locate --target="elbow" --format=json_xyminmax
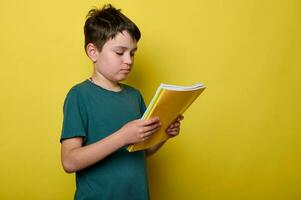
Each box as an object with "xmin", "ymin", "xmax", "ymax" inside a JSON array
[
  {"xmin": 63, "ymin": 166, "xmax": 75, "ymax": 174},
  {"xmin": 61, "ymin": 159, "xmax": 77, "ymax": 174}
]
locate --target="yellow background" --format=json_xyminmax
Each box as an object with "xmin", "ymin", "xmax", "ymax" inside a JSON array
[{"xmin": 0, "ymin": 0, "xmax": 300, "ymax": 199}]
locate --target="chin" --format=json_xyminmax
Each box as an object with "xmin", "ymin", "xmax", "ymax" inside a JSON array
[{"xmin": 117, "ymin": 74, "xmax": 129, "ymax": 81}]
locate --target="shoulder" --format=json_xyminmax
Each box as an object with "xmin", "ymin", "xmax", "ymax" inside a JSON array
[
  {"xmin": 63, "ymin": 80, "xmax": 92, "ymax": 106},
  {"xmin": 69, "ymin": 80, "xmax": 90, "ymax": 93},
  {"xmin": 62, "ymin": 80, "xmax": 94, "ymax": 114},
  {"xmin": 66, "ymin": 80, "xmax": 91, "ymax": 97}
]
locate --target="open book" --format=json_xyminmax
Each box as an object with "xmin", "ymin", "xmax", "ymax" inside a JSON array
[{"xmin": 127, "ymin": 83, "xmax": 206, "ymax": 152}]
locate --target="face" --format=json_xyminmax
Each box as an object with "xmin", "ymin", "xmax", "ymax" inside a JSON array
[{"xmin": 91, "ymin": 31, "xmax": 138, "ymax": 84}]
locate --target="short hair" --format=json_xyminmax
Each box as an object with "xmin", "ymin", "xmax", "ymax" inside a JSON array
[{"xmin": 84, "ymin": 4, "xmax": 141, "ymax": 52}]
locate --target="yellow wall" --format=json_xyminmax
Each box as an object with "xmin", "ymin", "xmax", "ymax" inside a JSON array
[{"xmin": 0, "ymin": 0, "xmax": 300, "ymax": 199}]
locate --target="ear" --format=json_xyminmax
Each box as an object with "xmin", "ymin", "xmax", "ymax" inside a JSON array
[{"xmin": 86, "ymin": 43, "xmax": 99, "ymax": 62}]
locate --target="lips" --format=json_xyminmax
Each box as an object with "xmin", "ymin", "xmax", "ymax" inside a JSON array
[{"xmin": 120, "ymin": 69, "xmax": 131, "ymax": 73}]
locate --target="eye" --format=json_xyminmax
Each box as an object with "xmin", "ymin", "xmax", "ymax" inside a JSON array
[{"xmin": 115, "ymin": 51, "xmax": 124, "ymax": 56}]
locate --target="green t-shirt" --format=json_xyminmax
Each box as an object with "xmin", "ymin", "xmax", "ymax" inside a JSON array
[{"xmin": 61, "ymin": 80, "xmax": 149, "ymax": 200}]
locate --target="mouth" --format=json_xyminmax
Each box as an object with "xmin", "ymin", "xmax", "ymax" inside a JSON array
[{"xmin": 120, "ymin": 69, "xmax": 131, "ymax": 73}]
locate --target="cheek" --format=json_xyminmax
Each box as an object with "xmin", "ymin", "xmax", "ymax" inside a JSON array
[
  {"xmin": 104, "ymin": 54, "xmax": 122, "ymax": 67},
  {"xmin": 98, "ymin": 54, "xmax": 113, "ymax": 65}
]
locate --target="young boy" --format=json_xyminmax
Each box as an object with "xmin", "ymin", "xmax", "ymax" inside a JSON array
[{"xmin": 60, "ymin": 4, "xmax": 183, "ymax": 200}]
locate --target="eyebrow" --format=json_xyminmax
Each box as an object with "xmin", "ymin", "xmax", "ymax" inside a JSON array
[{"xmin": 114, "ymin": 46, "xmax": 138, "ymax": 52}]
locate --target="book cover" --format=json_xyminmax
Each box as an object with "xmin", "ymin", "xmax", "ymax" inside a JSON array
[{"xmin": 127, "ymin": 83, "xmax": 206, "ymax": 152}]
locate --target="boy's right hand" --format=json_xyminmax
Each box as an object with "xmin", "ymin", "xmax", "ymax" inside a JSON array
[{"xmin": 118, "ymin": 117, "xmax": 161, "ymax": 145}]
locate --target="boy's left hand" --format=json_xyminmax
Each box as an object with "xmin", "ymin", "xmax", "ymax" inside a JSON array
[{"xmin": 166, "ymin": 115, "xmax": 184, "ymax": 138}]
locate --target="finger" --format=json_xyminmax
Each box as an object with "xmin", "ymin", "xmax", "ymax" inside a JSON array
[
  {"xmin": 142, "ymin": 135, "xmax": 151, "ymax": 142},
  {"xmin": 169, "ymin": 122, "xmax": 180, "ymax": 129},
  {"xmin": 168, "ymin": 130, "xmax": 179, "ymax": 134},
  {"xmin": 177, "ymin": 115, "xmax": 184, "ymax": 121},
  {"xmin": 139, "ymin": 121, "xmax": 160, "ymax": 133},
  {"xmin": 140, "ymin": 130, "xmax": 157, "ymax": 142},
  {"xmin": 144, "ymin": 117, "xmax": 160, "ymax": 126},
  {"xmin": 145, "ymin": 122, "xmax": 161, "ymax": 134},
  {"xmin": 167, "ymin": 127, "xmax": 180, "ymax": 132},
  {"xmin": 141, "ymin": 124, "xmax": 161, "ymax": 137},
  {"xmin": 145, "ymin": 122, "xmax": 161, "ymax": 132},
  {"xmin": 168, "ymin": 127, "xmax": 180, "ymax": 133},
  {"xmin": 145, "ymin": 127, "xmax": 161, "ymax": 137},
  {"xmin": 170, "ymin": 115, "xmax": 183, "ymax": 125},
  {"xmin": 173, "ymin": 122, "xmax": 180, "ymax": 127},
  {"xmin": 167, "ymin": 131, "xmax": 179, "ymax": 137},
  {"xmin": 142, "ymin": 130, "xmax": 156, "ymax": 138}
]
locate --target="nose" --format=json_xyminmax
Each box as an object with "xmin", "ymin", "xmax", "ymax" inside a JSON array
[{"xmin": 124, "ymin": 53, "xmax": 134, "ymax": 65}]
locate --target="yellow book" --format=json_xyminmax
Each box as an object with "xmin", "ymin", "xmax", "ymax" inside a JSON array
[{"xmin": 127, "ymin": 83, "xmax": 206, "ymax": 152}]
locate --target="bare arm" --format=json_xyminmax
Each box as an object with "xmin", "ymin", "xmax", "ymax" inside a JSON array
[
  {"xmin": 61, "ymin": 117, "xmax": 161, "ymax": 173},
  {"xmin": 61, "ymin": 132, "xmax": 125, "ymax": 173}
]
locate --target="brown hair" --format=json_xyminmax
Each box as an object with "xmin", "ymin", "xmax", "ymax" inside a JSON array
[{"xmin": 84, "ymin": 4, "xmax": 141, "ymax": 52}]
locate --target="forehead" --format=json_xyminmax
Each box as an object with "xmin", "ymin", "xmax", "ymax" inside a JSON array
[{"xmin": 104, "ymin": 31, "xmax": 137, "ymax": 50}]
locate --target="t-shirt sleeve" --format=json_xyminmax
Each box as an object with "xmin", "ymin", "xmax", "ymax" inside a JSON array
[{"xmin": 60, "ymin": 88, "xmax": 87, "ymax": 142}]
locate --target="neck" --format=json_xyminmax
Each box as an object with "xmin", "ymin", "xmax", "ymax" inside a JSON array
[{"xmin": 90, "ymin": 73, "xmax": 121, "ymax": 92}]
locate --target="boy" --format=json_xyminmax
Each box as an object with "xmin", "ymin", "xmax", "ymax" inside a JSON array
[{"xmin": 60, "ymin": 4, "xmax": 183, "ymax": 200}]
